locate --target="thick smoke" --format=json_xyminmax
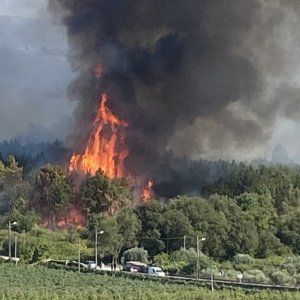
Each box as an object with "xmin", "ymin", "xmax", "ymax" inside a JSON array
[{"xmin": 48, "ymin": 0, "xmax": 300, "ymax": 183}]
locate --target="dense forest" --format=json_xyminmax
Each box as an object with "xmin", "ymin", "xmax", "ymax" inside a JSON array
[
  {"xmin": 0, "ymin": 145, "xmax": 299, "ymax": 285},
  {"xmin": 0, "ymin": 139, "xmax": 70, "ymax": 173}
]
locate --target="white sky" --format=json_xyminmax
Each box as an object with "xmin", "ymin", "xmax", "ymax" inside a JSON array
[{"xmin": 0, "ymin": 0, "xmax": 47, "ymax": 18}]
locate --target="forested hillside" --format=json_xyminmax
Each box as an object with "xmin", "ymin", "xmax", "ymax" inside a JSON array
[{"xmin": 0, "ymin": 155, "xmax": 299, "ymax": 285}]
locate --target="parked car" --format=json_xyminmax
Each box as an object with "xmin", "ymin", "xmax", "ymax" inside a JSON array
[
  {"xmin": 147, "ymin": 266, "xmax": 166, "ymax": 277},
  {"xmin": 124, "ymin": 261, "xmax": 148, "ymax": 273}
]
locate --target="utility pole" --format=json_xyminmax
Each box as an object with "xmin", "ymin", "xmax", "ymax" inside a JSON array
[
  {"xmin": 211, "ymin": 269, "xmax": 214, "ymax": 293},
  {"xmin": 196, "ymin": 236, "xmax": 206, "ymax": 280},
  {"xmin": 14, "ymin": 235, "xmax": 17, "ymax": 264},
  {"xmin": 95, "ymin": 226, "xmax": 104, "ymax": 269},
  {"xmin": 8, "ymin": 221, "xmax": 17, "ymax": 260},
  {"xmin": 8, "ymin": 220, "xmax": 12, "ymax": 259},
  {"xmin": 78, "ymin": 248, "xmax": 81, "ymax": 273},
  {"xmin": 95, "ymin": 226, "xmax": 98, "ymax": 267},
  {"xmin": 183, "ymin": 235, "xmax": 186, "ymax": 250},
  {"xmin": 196, "ymin": 235, "xmax": 199, "ymax": 279}
]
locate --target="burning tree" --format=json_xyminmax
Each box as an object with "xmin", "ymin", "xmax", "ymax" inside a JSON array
[
  {"xmin": 69, "ymin": 93, "xmax": 128, "ymax": 179},
  {"xmin": 68, "ymin": 65, "xmax": 153, "ymax": 202},
  {"xmin": 35, "ymin": 164, "xmax": 72, "ymax": 226}
]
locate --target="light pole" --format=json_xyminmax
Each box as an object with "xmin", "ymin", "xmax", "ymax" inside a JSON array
[
  {"xmin": 8, "ymin": 221, "xmax": 17, "ymax": 260},
  {"xmin": 196, "ymin": 236, "xmax": 206, "ymax": 279},
  {"xmin": 210, "ymin": 262, "xmax": 215, "ymax": 293},
  {"xmin": 77, "ymin": 239, "xmax": 81, "ymax": 273},
  {"xmin": 95, "ymin": 226, "xmax": 104, "ymax": 268},
  {"xmin": 14, "ymin": 235, "xmax": 17, "ymax": 262}
]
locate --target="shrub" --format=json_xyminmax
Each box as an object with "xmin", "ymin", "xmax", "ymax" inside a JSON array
[
  {"xmin": 282, "ymin": 256, "xmax": 300, "ymax": 276},
  {"xmin": 233, "ymin": 254, "xmax": 253, "ymax": 264},
  {"xmin": 153, "ymin": 252, "xmax": 170, "ymax": 269},
  {"xmin": 122, "ymin": 247, "xmax": 148, "ymax": 265},
  {"xmin": 243, "ymin": 269, "xmax": 269, "ymax": 284},
  {"xmin": 292, "ymin": 273, "xmax": 300, "ymax": 285},
  {"xmin": 270, "ymin": 270, "xmax": 293, "ymax": 285}
]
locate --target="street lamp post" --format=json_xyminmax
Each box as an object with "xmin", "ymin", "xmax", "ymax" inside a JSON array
[
  {"xmin": 95, "ymin": 226, "xmax": 104, "ymax": 268},
  {"xmin": 196, "ymin": 236, "xmax": 206, "ymax": 279},
  {"xmin": 14, "ymin": 235, "xmax": 17, "ymax": 262},
  {"xmin": 8, "ymin": 221, "xmax": 17, "ymax": 260},
  {"xmin": 210, "ymin": 262, "xmax": 215, "ymax": 293},
  {"xmin": 78, "ymin": 241, "xmax": 81, "ymax": 273}
]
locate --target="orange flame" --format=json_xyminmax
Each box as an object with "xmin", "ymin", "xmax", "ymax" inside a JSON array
[
  {"xmin": 141, "ymin": 179, "xmax": 154, "ymax": 202},
  {"xmin": 69, "ymin": 93, "xmax": 128, "ymax": 178},
  {"xmin": 40, "ymin": 206, "xmax": 86, "ymax": 229},
  {"xmin": 69, "ymin": 64, "xmax": 155, "ymax": 204}
]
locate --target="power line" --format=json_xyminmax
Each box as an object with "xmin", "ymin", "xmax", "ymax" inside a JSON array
[{"xmin": 136, "ymin": 235, "xmax": 197, "ymax": 242}]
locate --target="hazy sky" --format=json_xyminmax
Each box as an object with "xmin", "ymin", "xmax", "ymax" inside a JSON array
[
  {"xmin": 0, "ymin": 1, "xmax": 300, "ymax": 164},
  {"xmin": 0, "ymin": 0, "xmax": 47, "ymax": 18},
  {"xmin": 0, "ymin": 0, "xmax": 72, "ymax": 142}
]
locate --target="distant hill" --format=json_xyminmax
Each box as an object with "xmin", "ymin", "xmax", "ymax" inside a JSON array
[{"xmin": 272, "ymin": 144, "xmax": 289, "ymax": 164}]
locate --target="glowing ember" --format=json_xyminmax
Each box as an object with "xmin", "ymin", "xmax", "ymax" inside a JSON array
[
  {"xmin": 141, "ymin": 179, "xmax": 154, "ymax": 202},
  {"xmin": 40, "ymin": 206, "xmax": 86, "ymax": 229},
  {"xmin": 69, "ymin": 93, "xmax": 128, "ymax": 178}
]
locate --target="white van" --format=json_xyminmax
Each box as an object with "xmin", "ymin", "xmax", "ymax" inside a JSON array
[
  {"xmin": 148, "ymin": 266, "xmax": 166, "ymax": 277},
  {"xmin": 86, "ymin": 261, "xmax": 97, "ymax": 270}
]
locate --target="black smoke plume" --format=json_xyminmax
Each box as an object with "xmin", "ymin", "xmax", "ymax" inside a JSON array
[{"xmin": 48, "ymin": 0, "xmax": 300, "ymax": 195}]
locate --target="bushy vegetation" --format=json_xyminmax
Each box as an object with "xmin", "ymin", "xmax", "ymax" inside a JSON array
[
  {"xmin": 122, "ymin": 247, "xmax": 148, "ymax": 264},
  {"xmin": 0, "ymin": 155, "xmax": 300, "ymax": 287},
  {"xmin": 0, "ymin": 264, "xmax": 298, "ymax": 300}
]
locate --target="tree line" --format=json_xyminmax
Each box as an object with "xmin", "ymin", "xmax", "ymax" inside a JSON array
[{"xmin": 0, "ymin": 155, "xmax": 299, "ymax": 264}]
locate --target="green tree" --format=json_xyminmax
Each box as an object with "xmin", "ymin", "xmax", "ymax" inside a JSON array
[
  {"xmin": 134, "ymin": 201, "xmax": 166, "ymax": 257},
  {"xmin": 82, "ymin": 171, "xmax": 133, "ymax": 216},
  {"xmin": 116, "ymin": 208, "xmax": 141, "ymax": 250},
  {"xmin": 0, "ymin": 159, "xmax": 5, "ymax": 190},
  {"xmin": 122, "ymin": 247, "xmax": 148, "ymax": 265},
  {"xmin": 256, "ymin": 230, "xmax": 289, "ymax": 258},
  {"xmin": 161, "ymin": 209, "xmax": 194, "ymax": 252},
  {"xmin": 153, "ymin": 252, "xmax": 170, "ymax": 269},
  {"xmin": 209, "ymin": 194, "xmax": 259, "ymax": 258},
  {"xmin": 3, "ymin": 155, "xmax": 23, "ymax": 212},
  {"xmin": 277, "ymin": 210, "xmax": 300, "ymax": 254},
  {"xmin": 170, "ymin": 248, "xmax": 211, "ymax": 275},
  {"xmin": 88, "ymin": 214, "xmax": 122, "ymax": 260},
  {"xmin": 35, "ymin": 164, "xmax": 72, "ymax": 225},
  {"xmin": 170, "ymin": 196, "xmax": 230, "ymax": 259},
  {"xmin": 10, "ymin": 196, "xmax": 38, "ymax": 232},
  {"xmin": 237, "ymin": 192, "xmax": 277, "ymax": 232},
  {"xmin": 225, "ymin": 211, "xmax": 259, "ymax": 258}
]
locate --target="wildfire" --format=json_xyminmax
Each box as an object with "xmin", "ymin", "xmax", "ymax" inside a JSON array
[
  {"xmin": 69, "ymin": 64, "xmax": 154, "ymax": 202},
  {"xmin": 40, "ymin": 206, "xmax": 86, "ymax": 229},
  {"xmin": 69, "ymin": 93, "xmax": 128, "ymax": 178},
  {"xmin": 141, "ymin": 179, "xmax": 154, "ymax": 202}
]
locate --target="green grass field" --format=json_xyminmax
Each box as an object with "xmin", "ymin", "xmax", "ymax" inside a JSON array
[{"xmin": 0, "ymin": 264, "xmax": 298, "ymax": 300}]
